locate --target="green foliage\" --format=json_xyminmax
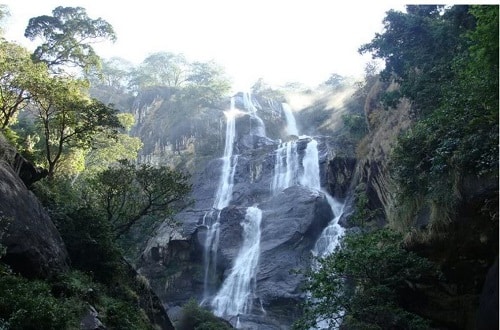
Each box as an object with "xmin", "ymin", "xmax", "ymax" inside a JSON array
[
  {"xmin": 185, "ymin": 60, "xmax": 232, "ymax": 107},
  {"xmin": 349, "ymin": 189, "xmax": 380, "ymax": 228},
  {"xmin": 176, "ymin": 299, "xmax": 232, "ymax": 330},
  {"xmin": 0, "ymin": 41, "xmax": 46, "ymax": 129},
  {"xmin": 24, "ymin": 6, "xmax": 116, "ymax": 74},
  {"xmin": 341, "ymin": 113, "xmax": 368, "ymax": 141},
  {"xmin": 0, "ymin": 271, "xmax": 83, "ymax": 330},
  {"xmin": 29, "ymin": 76, "xmax": 122, "ymax": 178},
  {"xmin": 83, "ymin": 113, "xmax": 143, "ymax": 174},
  {"xmin": 391, "ymin": 6, "xmax": 498, "ymax": 193},
  {"xmin": 323, "ymin": 73, "xmax": 346, "ymax": 90},
  {"xmin": 359, "ymin": 5, "xmax": 473, "ymax": 115},
  {"xmin": 0, "ymin": 6, "xmax": 194, "ymax": 329},
  {"xmin": 87, "ymin": 57, "xmax": 135, "ymax": 108},
  {"xmin": 0, "ymin": 264, "xmax": 156, "ymax": 329},
  {"xmin": 361, "ymin": 5, "xmax": 498, "ymax": 231},
  {"xmin": 294, "ymin": 229, "xmax": 441, "ymax": 330},
  {"xmin": 87, "ymin": 160, "xmax": 191, "ymax": 238},
  {"xmin": 130, "ymin": 52, "xmax": 188, "ymax": 89},
  {"xmin": 58, "ymin": 207, "xmax": 122, "ymax": 283}
]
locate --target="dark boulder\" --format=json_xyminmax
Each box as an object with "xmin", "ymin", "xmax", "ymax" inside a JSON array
[{"xmin": 0, "ymin": 137, "xmax": 68, "ymax": 278}]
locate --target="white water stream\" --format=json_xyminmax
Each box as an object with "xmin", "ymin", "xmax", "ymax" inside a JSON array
[
  {"xmin": 202, "ymin": 98, "xmax": 241, "ymax": 299},
  {"xmin": 211, "ymin": 206, "xmax": 263, "ymax": 318}
]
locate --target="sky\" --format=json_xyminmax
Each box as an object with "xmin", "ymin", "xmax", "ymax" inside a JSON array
[{"xmin": 1, "ymin": 0, "xmax": 408, "ymax": 90}]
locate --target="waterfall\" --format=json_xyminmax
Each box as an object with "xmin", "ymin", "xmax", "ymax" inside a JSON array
[
  {"xmin": 202, "ymin": 210, "xmax": 221, "ymax": 299},
  {"xmin": 311, "ymin": 194, "xmax": 346, "ymax": 330},
  {"xmin": 313, "ymin": 195, "xmax": 345, "ymax": 258},
  {"xmin": 298, "ymin": 138, "xmax": 345, "ymax": 256},
  {"xmin": 271, "ymin": 105, "xmax": 322, "ymax": 195},
  {"xmin": 271, "ymin": 103, "xmax": 301, "ymax": 195},
  {"xmin": 299, "ymin": 137, "xmax": 346, "ymax": 330},
  {"xmin": 272, "ymin": 107, "xmax": 344, "ymax": 256},
  {"xmin": 281, "ymin": 103, "xmax": 299, "ymax": 136},
  {"xmin": 214, "ymin": 107, "xmax": 239, "ymax": 209},
  {"xmin": 203, "ymin": 98, "xmax": 241, "ymax": 299},
  {"xmin": 271, "ymin": 141, "xmax": 299, "ymax": 194},
  {"xmin": 242, "ymin": 92, "xmax": 266, "ymax": 137},
  {"xmin": 204, "ymin": 98, "xmax": 345, "ymax": 328},
  {"xmin": 300, "ymin": 139, "xmax": 321, "ymax": 190},
  {"xmin": 212, "ymin": 206, "xmax": 263, "ymax": 318}
]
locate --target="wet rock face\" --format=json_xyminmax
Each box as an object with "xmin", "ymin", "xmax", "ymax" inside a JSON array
[
  {"xmin": 197, "ymin": 186, "xmax": 333, "ymax": 329},
  {"xmin": 139, "ymin": 179, "xmax": 334, "ymax": 328},
  {"xmin": 327, "ymin": 156, "xmax": 357, "ymax": 199},
  {"xmin": 138, "ymin": 95, "xmax": 345, "ymax": 329},
  {"xmin": 256, "ymin": 186, "xmax": 333, "ymax": 306},
  {"xmin": 213, "ymin": 186, "xmax": 333, "ymax": 287}
]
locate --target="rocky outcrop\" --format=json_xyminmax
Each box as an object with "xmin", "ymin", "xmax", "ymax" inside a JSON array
[
  {"xmin": 0, "ymin": 134, "xmax": 68, "ymax": 278},
  {"xmin": 137, "ymin": 102, "xmax": 338, "ymax": 328}
]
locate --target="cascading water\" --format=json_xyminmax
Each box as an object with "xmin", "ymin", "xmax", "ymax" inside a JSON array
[
  {"xmin": 313, "ymin": 195, "xmax": 345, "ymax": 258},
  {"xmin": 242, "ymin": 92, "xmax": 266, "ymax": 137},
  {"xmin": 310, "ymin": 193, "xmax": 346, "ymax": 330},
  {"xmin": 213, "ymin": 108, "xmax": 239, "ymax": 210},
  {"xmin": 271, "ymin": 137, "xmax": 321, "ymax": 195},
  {"xmin": 299, "ymin": 138, "xmax": 346, "ymax": 256},
  {"xmin": 211, "ymin": 206, "xmax": 263, "ymax": 320},
  {"xmin": 203, "ymin": 98, "xmax": 241, "ymax": 300},
  {"xmin": 300, "ymin": 139, "xmax": 321, "ymax": 190},
  {"xmin": 271, "ymin": 141, "xmax": 299, "ymax": 194},
  {"xmin": 206, "ymin": 94, "xmax": 272, "ymax": 325},
  {"xmin": 274, "ymin": 105, "xmax": 345, "ymax": 256},
  {"xmin": 270, "ymin": 102, "xmax": 302, "ymax": 195},
  {"xmin": 281, "ymin": 102, "xmax": 299, "ymax": 137},
  {"xmin": 206, "ymin": 99, "xmax": 345, "ymax": 328},
  {"xmin": 300, "ymin": 137, "xmax": 346, "ymax": 330}
]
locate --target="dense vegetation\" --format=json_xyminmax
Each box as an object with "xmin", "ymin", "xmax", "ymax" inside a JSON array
[
  {"xmin": 0, "ymin": 5, "xmax": 196, "ymax": 328},
  {"xmin": 294, "ymin": 4, "xmax": 498, "ymax": 329},
  {"xmin": 359, "ymin": 5, "xmax": 498, "ymax": 218},
  {"xmin": 294, "ymin": 229, "xmax": 442, "ymax": 330}
]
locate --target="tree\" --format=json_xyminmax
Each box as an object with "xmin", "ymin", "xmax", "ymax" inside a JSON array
[
  {"xmin": 0, "ymin": 41, "xmax": 46, "ymax": 129},
  {"xmin": 129, "ymin": 52, "xmax": 188, "ymax": 90},
  {"xmin": 24, "ymin": 6, "xmax": 116, "ymax": 73},
  {"xmin": 29, "ymin": 76, "xmax": 122, "ymax": 178},
  {"xmin": 83, "ymin": 113, "xmax": 143, "ymax": 174},
  {"xmin": 184, "ymin": 60, "xmax": 231, "ymax": 107},
  {"xmin": 323, "ymin": 73, "xmax": 346, "ymax": 90},
  {"xmin": 358, "ymin": 5, "xmax": 498, "ymax": 231},
  {"xmin": 87, "ymin": 57, "xmax": 134, "ymax": 106},
  {"xmin": 385, "ymin": 6, "xmax": 498, "ymax": 201},
  {"xmin": 88, "ymin": 160, "xmax": 191, "ymax": 238},
  {"xmin": 358, "ymin": 5, "xmax": 473, "ymax": 115},
  {"xmin": 294, "ymin": 229, "xmax": 440, "ymax": 330}
]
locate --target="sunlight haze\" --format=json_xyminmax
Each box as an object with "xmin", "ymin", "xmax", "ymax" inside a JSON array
[{"xmin": 1, "ymin": 0, "xmax": 406, "ymax": 91}]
